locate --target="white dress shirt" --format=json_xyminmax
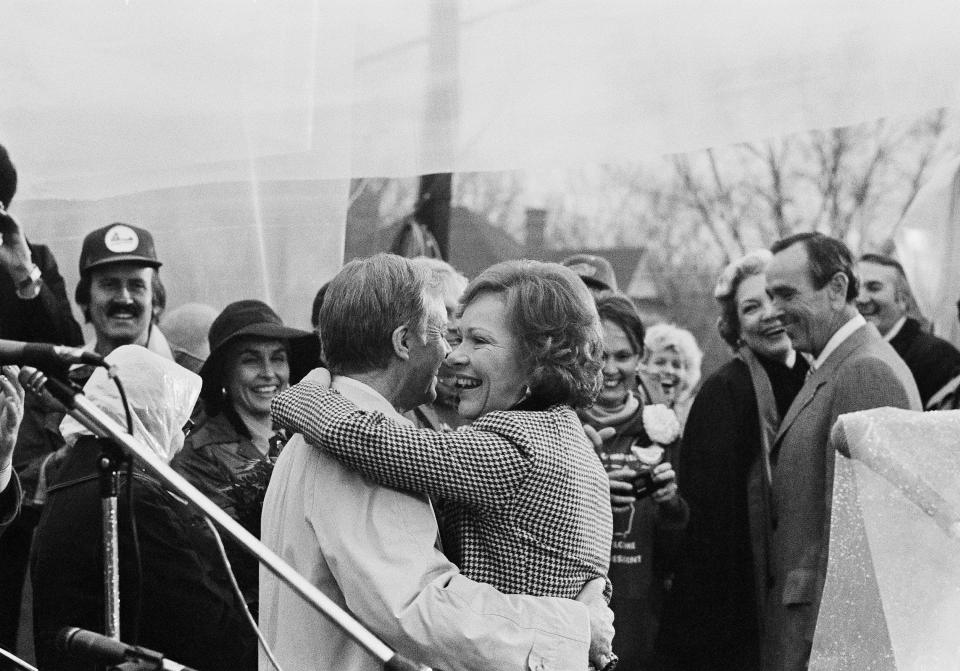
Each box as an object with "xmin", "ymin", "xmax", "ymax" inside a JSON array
[
  {"xmin": 83, "ymin": 324, "xmax": 174, "ymax": 361},
  {"xmin": 259, "ymin": 375, "xmax": 590, "ymax": 671},
  {"xmin": 811, "ymin": 313, "xmax": 867, "ymax": 372}
]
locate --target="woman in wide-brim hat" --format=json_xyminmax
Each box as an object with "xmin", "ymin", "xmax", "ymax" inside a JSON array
[{"xmin": 172, "ymin": 299, "xmax": 318, "ymax": 611}]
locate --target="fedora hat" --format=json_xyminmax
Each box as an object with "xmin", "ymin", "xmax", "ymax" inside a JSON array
[{"xmin": 199, "ymin": 300, "xmax": 319, "ymax": 402}]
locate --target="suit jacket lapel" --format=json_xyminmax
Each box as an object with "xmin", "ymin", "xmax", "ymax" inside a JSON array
[
  {"xmin": 773, "ymin": 324, "xmax": 874, "ymax": 450},
  {"xmin": 774, "ymin": 376, "xmax": 825, "ymax": 449}
]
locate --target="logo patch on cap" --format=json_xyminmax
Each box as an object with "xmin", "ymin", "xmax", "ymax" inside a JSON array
[
  {"xmin": 567, "ymin": 262, "xmax": 599, "ymax": 278},
  {"xmin": 104, "ymin": 225, "xmax": 139, "ymax": 253}
]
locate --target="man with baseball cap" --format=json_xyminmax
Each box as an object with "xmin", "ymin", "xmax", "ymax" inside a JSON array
[
  {"xmin": 561, "ymin": 253, "xmax": 619, "ymax": 296},
  {"xmin": 0, "ymin": 223, "xmax": 173, "ymax": 656},
  {"xmin": 74, "ymin": 222, "xmax": 172, "ymax": 364}
]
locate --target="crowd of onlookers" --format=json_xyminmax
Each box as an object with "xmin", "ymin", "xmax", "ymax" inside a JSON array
[{"xmin": 3, "ymin": 139, "xmax": 960, "ymax": 671}]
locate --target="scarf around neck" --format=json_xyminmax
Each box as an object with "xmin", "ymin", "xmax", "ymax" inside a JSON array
[{"xmin": 581, "ymin": 393, "xmax": 641, "ymax": 429}]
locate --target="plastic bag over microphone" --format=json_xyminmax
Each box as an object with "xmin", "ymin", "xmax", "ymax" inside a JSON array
[{"xmin": 59, "ymin": 345, "xmax": 201, "ymax": 463}]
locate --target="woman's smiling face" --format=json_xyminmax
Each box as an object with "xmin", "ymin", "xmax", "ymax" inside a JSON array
[
  {"xmin": 643, "ymin": 346, "xmax": 686, "ymax": 403},
  {"xmin": 598, "ymin": 319, "xmax": 640, "ymax": 408},
  {"xmin": 223, "ymin": 337, "xmax": 290, "ymax": 420},
  {"xmin": 736, "ymin": 272, "xmax": 792, "ymax": 361},
  {"xmin": 448, "ymin": 292, "xmax": 530, "ymax": 420}
]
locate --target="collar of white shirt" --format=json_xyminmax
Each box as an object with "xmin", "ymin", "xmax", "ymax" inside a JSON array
[
  {"xmin": 332, "ymin": 375, "xmax": 414, "ymax": 427},
  {"xmin": 811, "ymin": 312, "xmax": 866, "ymax": 372},
  {"xmin": 882, "ymin": 315, "xmax": 908, "ymax": 342},
  {"xmin": 81, "ymin": 325, "xmax": 174, "ymax": 362}
]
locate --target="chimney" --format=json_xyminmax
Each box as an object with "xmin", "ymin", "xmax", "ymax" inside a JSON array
[{"xmin": 525, "ymin": 207, "xmax": 547, "ymax": 257}]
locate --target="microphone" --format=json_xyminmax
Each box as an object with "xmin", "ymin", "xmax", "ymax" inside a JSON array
[
  {"xmin": 0, "ymin": 339, "xmax": 105, "ymax": 368},
  {"xmin": 56, "ymin": 627, "xmax": 199, "ymax": 671}
]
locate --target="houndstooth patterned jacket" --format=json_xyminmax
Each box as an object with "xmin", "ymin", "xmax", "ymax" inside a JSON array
[{"xmin": 272, "ymin": 381, "xmax": 613, "ymax": 601}]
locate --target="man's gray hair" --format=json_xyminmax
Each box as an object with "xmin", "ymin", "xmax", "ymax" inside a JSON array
[
  {"xmin": 412, "ymin": 256, "xmax": 468, "ymax": 308},
  {"xmin": 320, "ymin": 253, "xmax": 432, "ymax": 375}
]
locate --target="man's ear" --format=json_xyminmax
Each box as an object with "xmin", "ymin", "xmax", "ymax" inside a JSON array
[
  {"xmin": 895, "ymin": 282, "xmax": 912, "ymax": 310},
  {"xmin": 827, "ymin": 271, "xmax": 849, "ymax": 306},
  {"xmin": 392, "ymin": 323, "xmax": 411, "ymax": 361}
]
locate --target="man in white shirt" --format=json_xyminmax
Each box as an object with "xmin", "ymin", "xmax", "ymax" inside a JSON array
[
  {"xmin": 260, "ymin": 253, "xmax": 612, "ymax": 671},
  {"xmin": 762, "ymin": 233, "xmax": 920, "ymax": 671}
]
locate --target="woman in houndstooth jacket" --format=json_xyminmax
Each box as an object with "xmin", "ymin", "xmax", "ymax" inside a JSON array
[{"xmin": 272, "ymin": 260, "xmax": 614, "ymax": 605}]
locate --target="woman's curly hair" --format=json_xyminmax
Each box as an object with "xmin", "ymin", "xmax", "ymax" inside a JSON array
[
  {"xmin": 460, "ymin": 260, "xmax": 604, "ymax": 409},
  {"xmin": 713, "ymin": 249, "xmax": 773, "ymax": 350}
]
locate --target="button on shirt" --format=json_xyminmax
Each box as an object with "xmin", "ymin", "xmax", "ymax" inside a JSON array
[{"xmin": 258, "ymin": 375, "xmax": 590, "ymax": 671}]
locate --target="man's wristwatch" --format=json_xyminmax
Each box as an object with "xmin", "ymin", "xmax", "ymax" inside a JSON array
[{"xmin": 15, "ymin": 263, "xmax": 42, "ymax": 299}]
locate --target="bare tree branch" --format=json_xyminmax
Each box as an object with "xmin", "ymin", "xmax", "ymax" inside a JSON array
[
  {"xmin": 764, "ymin": 140, "xmax": 790, "ymax": 241},
  {"xmin": 673, "ymin": 155, "xmax": 729, "ymax": 262},
  {"xmin": 706, "ymin": 149, "xmax": 745, "ymax": 253},
  {"xmin": 898, "ymin": 108, "xmax": 948, "ymax": 221}
]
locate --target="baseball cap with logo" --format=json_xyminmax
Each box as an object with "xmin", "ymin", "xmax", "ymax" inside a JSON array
[
  {"xmin": 561, "ymin": 253, "xmax": 618, "ymax": 293},
  {"xmin": 79, "ymin": 223, "xmax": 162, "ymax": 274}
]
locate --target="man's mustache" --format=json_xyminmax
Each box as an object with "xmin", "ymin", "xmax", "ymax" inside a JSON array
[{"xmin": 106, "ymin": 302, "xmax": 144, "ymax": 318}]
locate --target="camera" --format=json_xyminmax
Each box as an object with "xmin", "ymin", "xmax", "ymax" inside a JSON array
[
  {"xmin": 632, "ymin": 469, "xmax": 656, "ymax": 498},
  {"xmin": 628, "ymin": 443, "xmax": 664, "ymax": 498}
]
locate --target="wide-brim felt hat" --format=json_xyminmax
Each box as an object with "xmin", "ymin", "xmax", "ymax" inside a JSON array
[{"xmin": 199, "ymin": 299, "xmax": 319, "ymax": 401}]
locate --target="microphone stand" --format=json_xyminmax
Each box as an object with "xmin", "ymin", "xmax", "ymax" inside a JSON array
[
  {"xmin": 99, "ymin": 433, "xmax": 125, "ymax": 640},
  {"xmin": 19, "ymin": 367, "xmax": 428, "ymax": 671},
  {"xmin": 0, "ymin": 645, "xmax": 39, "ymax": 671}
]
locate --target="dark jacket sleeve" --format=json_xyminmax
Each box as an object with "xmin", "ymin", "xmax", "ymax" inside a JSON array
[
  {"xmin": 653, "ymin": 435, "xmax": 690, "ymax": 568},
  {"xmin": 909, "ymin": 334, "xmax": 960, "ymax": 406},
  {"xmin": 671, "ymin": 362, "xmax": 763, "ymax": 659},
  {"xmin": 171, "ymin": 440, "xmax": 241, "ymax": 522},
  {"xmin": 0, "ymin": 242, "xmax": 84, "ymax": 346},
  {"xmin": 679, "ymin": 363, "xmax": 756, "ymax": 553}
]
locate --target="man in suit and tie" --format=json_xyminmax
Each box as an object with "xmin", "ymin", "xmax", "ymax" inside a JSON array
[
  {"xmin": 855, "ymin": 253, "xmax": 960, "ymax": 407},
  {"xmin": 762, "ymin": 232, "xmax": 921, "ymax": 670}
]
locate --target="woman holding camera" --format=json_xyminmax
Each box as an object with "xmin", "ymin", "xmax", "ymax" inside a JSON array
[{"xmin": 579, "ymin": 293, "xmax": 687, "ymax": 671}]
